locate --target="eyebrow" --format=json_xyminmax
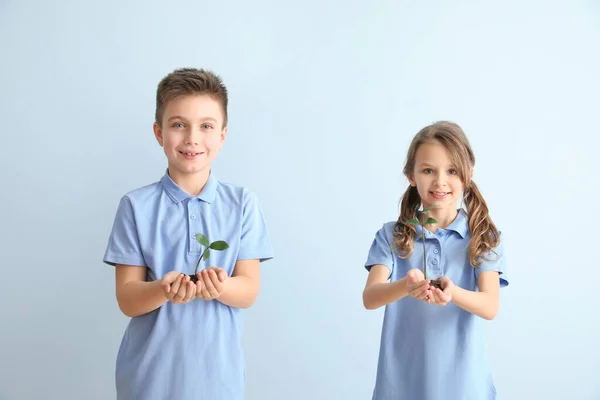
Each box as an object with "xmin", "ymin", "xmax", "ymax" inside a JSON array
[
  {"xmin": 418, "ymin": 162, "xmax": 456, "ymax": 168},
  {"xmin": 167, "ymin": 115, "xmax": 218, "ymax": 123}
]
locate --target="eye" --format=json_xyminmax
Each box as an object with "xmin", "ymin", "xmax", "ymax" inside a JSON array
[
  {"xmin": 448, "ymin": 169, "xmax": 458, "ymax": 175},
  {"xmin": 423, "ymin": 168, "xmax": 433, "ymax": 174},
  {"xmin": 202, "ymin": 124, "xmax": 213, "ymax": 130},
  {"xmin": 172, "ymin": 122, "xmax": 185, "ymax": 128}
]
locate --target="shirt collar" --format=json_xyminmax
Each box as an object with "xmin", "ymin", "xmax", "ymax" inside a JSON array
[
  {"xmin": 160, "ymin": 169, "xmax": 219, "ymax": 204},
  {"xmin": 415, "ymin": 208, "xmax": 469, "ymax": 239}
]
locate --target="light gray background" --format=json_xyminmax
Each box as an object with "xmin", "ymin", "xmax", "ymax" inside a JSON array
[{"xmin": 1, "ymin": 1, "xmax": 599, "ymax": 399}]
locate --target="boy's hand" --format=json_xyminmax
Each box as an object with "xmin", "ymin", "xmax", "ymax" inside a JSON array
[
  {"xmin": 428, "ymin": 276, "xmax": 454, "ymax": 306},
  {"xmin": 161, "ymin": 272, "xmax": 197, "ymax": 304},
  {"xmin": 196, "ymin": 267, "xmax": 228, "ymax": 301},
  {"xmin": 406, "ymin": 269, "xmax": 430, "ymax": 301}
]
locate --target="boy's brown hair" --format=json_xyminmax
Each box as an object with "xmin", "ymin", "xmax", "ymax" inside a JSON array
[{"xmin": 155, "ymin": 68, "xmax": 229, "ymax": 128}]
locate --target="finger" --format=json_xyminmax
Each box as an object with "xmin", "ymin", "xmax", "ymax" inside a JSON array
[
  {"xmin": 442, "ymin": 286, "xmax": 452, "ymax": 297},
  {"xmin": 410, "ymin": 284, "xmax": 430, "ymax": 299},
  {"xmin": 201, "ymin": 282, "xmax": 211, "ymax": 300},
  {"xmin": 170, "ymin": 274, "xmax": 183, "ymax": 296},
  {"xmin": 424, "ymin": 289, "xmax": 434, "ymax": 301},
  {"xmin": 424, "ymin": 290, "xmax": 432, "ymax": 303},
  {"xmin": 433, "ymin": 288, "xmax": 448, "ymax": 305},
  {"xmin": 195, "ymin": 278, "xmax": 204, "ymax": 298},
  {"xmin": 409, "ymin": 280, "xmax": 430, "ymax": 296},
  {"xmin": 184, "ymin": 281, "xmax": 196, "ymax": 303},
  {"xmin": 208, "ymin": 270, "xmax": 223, "ymax": 294},
  {"xmin": 203, "ymin": 270, "xmax": 219, "ymax": 298},
  {"xmin": 418, "ymin": 280, "xmax": 430, "ymax": 289},
  {"xmin": 164, "ymin": 271, "xmax": 181, "ymax": 284},
  {"xmin": 200, "ymin": 273, "xmax": 212, "ymax": 300},
  {"xmin": 437, "ymin": 288, "xmax": 450, "ymax": 303},
  {"xmin": 213, "ymin": 268, "xmax": 227, "ymax": 282},
  {"xmin": 175, "ymin": 276, "xmax": 189, "ymax": 302}
]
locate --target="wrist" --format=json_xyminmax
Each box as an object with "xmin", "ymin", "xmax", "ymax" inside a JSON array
[
  {"xmin": 152, "ymin": 279, "xmax": 168, "ymax": 300},
  {"xmin": 397, "ymin": 276, "xmax": 409, "ymax": 298},
  {"xmin": 449, "ymin": 284, "xmax": 462, "ymax": 302}
]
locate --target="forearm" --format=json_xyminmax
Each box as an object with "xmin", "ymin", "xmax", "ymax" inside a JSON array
[
  {"xmin": 451, "ymin": 286, "xmax": 499, "ymax": 320},
  {"xmin": 363, "ymin": 277, "xmax": 408, "ymax": 310},
  {"xmin": 217, "ymin": 276, "xmax": 259, "ymax": 309},
  {"xmin": 117, "ymin": 280, "xmax": 167, "ymax": 317}
]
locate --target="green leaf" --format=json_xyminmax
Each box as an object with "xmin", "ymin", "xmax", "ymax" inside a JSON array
[
  {"xmin": 195, "ymin": 233, "xmax": 209, "ymax": 247},
  {"xmin": 209, "ymin": 240, "xmax": 230, "ymax": 251},
  {"xmin": 405, "ymin": 218, "xmax": 421, "ymax": 225},
  {"xmin": 425, "ymin": 217, "xmax": 437, "ymax": 224},
  {"xmin": 202, "ymin": 249, "xmax": 210, "ymax": 261}
]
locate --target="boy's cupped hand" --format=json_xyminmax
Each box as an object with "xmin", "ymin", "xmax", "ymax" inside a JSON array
[
  {"xmin": 195, "ymin": 266, "xmax": 228, "ymax": 301},
  {"xmin": 161, "ymin": 272, "xmax": 197, "ymax": 304}
]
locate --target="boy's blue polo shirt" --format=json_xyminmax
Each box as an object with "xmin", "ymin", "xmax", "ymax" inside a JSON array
[
  {"xmin": 104, "ymin": 170, "xmax": 274, "ymax": 400},
  {"xmin": 365, "ymin": 209, "xmax": 508, "ymax": 400}
]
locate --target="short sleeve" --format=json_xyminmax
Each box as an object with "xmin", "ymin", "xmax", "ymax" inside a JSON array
[
  {"xmin": 364, "ymin": 223, "xmax": 395, "ymax": 276},
  {"xmin": 103, "ymin": 196, "xmax": 146, "ymax": 267},
  {"xmin": 237, "ymin": 191, "xmax": 274, "ymax": 262},
  {"xmin": 475, "ymin": 231, "xmax": 508, "ymax": 287}
]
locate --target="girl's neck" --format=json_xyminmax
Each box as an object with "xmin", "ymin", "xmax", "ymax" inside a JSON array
[{"xmin": 421, "ymin": 205, "xmax": 459, "ymax": 232}]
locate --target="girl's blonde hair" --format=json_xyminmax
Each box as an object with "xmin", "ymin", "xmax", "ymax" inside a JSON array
[{"xmin": 392, "ymin": 121, "xmax": 500, "ymax": 267}]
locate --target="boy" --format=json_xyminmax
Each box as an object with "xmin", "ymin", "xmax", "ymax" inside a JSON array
[{"xmin": 103, "ymin": 68, "xmax": 274, "ymax": 400}]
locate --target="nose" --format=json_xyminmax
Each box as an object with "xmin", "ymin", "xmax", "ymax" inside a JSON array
[
  {"xmin": 183, "ymin": 128, "xmax": 200, "ymax": 145},
  {"xmin": 435, "ymin": 172, "xmax": 448, "ymax": 186}
]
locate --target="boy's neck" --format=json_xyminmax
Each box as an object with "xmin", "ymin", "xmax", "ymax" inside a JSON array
[{"xmin": 168, "ymin": 168, "xmax": 210, "ymax": 196}]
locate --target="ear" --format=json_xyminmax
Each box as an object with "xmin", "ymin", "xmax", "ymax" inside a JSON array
[
  {"xmin": 219, "ymin": 126, "xmax": 228, "ymax": 146},
  {"xmin": 407, "ymin": 173, "xmax": 416, "ymax": 187},
  {"xmin": 466, "ymin": 167, "xmax": 474, "ymax": 186},
  {"xmin": 153, "ymin": 122, "xmax": 164, "ymax": 147}
]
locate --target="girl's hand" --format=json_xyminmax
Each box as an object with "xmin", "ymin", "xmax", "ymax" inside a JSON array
[
  {"xmin": 196, "ymin": 267, "xmax": 228, "ymax": 301},
  {"xmin": 427, "ymin": 276, "xmax": 454, "ymax": 306},
  {"xmin": 163, "ymin": 272, "xmax": 197, "ymax": 304},
  {"xmin": 406, "ymin": 269, "xmax": 430, "ymax": 301}
]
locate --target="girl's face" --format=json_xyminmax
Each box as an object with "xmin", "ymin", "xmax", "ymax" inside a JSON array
[{"xmin": 408, "ymin": 141, "xmax": 466, "ymax": 213}]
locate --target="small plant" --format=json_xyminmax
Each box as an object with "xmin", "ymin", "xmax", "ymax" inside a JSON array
[
  {"xmin": 188, "ymin": 233, "xmax": 230, "ymax": 283},
  {"xmin": 405, "ymin": 205, "xmax": 443, "ymax": 290}
]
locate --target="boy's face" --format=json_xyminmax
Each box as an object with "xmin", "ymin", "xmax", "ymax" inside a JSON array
[{"xmin": 154, "ymin": 94, "xmax": 227, "ymax": 181}]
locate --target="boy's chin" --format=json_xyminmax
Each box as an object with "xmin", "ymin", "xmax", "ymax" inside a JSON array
[{"xmin": 169, "ymin": 164, "xmax": 211, "ymax": 176}]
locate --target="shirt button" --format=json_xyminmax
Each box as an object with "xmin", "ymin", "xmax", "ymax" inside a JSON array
[
  {"xmin": 432, "ymin": 259, "xmax": 438, "ymax": 265},
  {"xmin": 190, "ymin": 214, "xmax": 196, "ymax": 220},
  {"xmin": 433, "ymin": 249, "xmax": 438, "ymax": 254}
]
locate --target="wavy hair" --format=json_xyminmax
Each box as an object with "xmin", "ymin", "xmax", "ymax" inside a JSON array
[{"xmin": 392, "ymin": 121, "xmax": 500, "ymax": 267}]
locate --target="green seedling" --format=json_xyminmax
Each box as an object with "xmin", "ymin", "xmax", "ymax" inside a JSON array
[
  {"xmin": 405, "ymin": 205, "xmax": 443, "ymax": 290},
  {"xmin": 188, "ymin": 233, "xmax": 230, "ymax": 283}
]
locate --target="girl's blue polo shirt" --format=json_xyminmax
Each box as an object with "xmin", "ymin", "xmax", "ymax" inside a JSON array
[
  {"xmin": 365, "ymin": 209, "xmax": 508, "ymax": 400},
  {"xmin": 103, "ymin": 170, "xmax": 274, "ymax": 400}
]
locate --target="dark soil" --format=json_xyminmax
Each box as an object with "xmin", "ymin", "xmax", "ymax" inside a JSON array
[
  {"xmin": 188, "ymin": 274, "xmax": 199, "ymax": 284},
  {"xmin": 429, "ymin": 278, "xmax": 443, "ymax": 290}
]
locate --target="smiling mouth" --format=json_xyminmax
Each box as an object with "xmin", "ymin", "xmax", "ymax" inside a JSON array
[
  {"xmin": 431, "ymin": 191, "xmax": 451, "ymax": 199},
  {"xmin": 179, "ymin": 151, "xmax": 204, "ymax": 156}
]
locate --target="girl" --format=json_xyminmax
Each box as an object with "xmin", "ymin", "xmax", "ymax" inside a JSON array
[{"xmin": 363, "ymin": 121, "xmax": 508, "ymax": 400}]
